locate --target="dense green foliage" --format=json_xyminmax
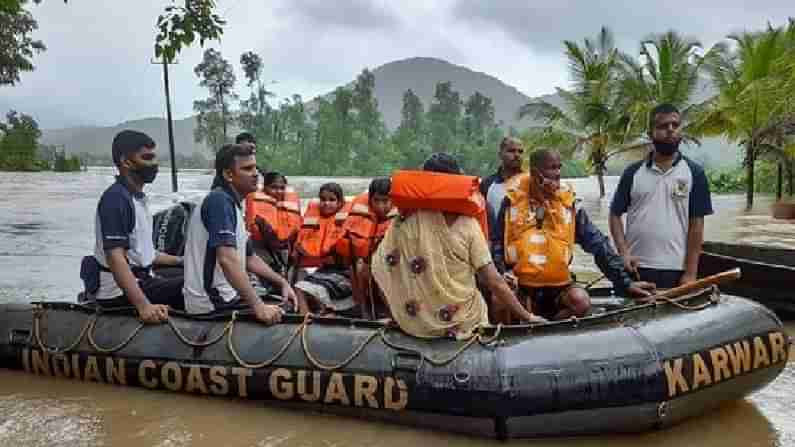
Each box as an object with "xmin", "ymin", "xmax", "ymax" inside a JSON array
[
  {"xmin": 0, "ymin": 0, "xmax": 46, "ymax": 86},
  {"xmin": 193, "ymin": 48, "xmax": 236, "ymax": 148},
  {"xmin": 191, "ymin": 49, "xmax": 510, "ymax": 177},
  {"xmin": 520, "ymin": 21, "xmax": 795, "ymax": 203},
  {"xmin": 0, "ymin": 110, "xmax": 82, "ymax": 171},
  {"xmin": 521, "ymin": 28, "xmax": 707, "ymax": 197},
  {"xmin": 691, "ymin": 19, "xmax": 795, "ymax": 207},
  {"xmin": 0, "ymin": 110, "xmax": 41, "ymax": 170},
  {"xmin": 708, "ymin": 160, "xmax": 793, "ymax": 195}
]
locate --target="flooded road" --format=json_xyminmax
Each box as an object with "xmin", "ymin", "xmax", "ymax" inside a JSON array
[{"xmin": 0, "ymin": 168, "xmax": 793, "ymax": 446}]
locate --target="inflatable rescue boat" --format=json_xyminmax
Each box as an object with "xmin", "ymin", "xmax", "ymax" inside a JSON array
[{"xmin": 0, "ymin": 286, "xmax": 788, "ymax": 439}]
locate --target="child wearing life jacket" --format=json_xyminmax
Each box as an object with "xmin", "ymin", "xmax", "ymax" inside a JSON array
[
  {"xmin": 244, "ymin": 171, "xmax": 301, "ymax": 278},
  {"xmin": 340, "ymin": 178, "xmax": 395, "ymax": 318},
  {"xmin": 293, "ymin": 182, "xmax": 353, "ymax": 315}
]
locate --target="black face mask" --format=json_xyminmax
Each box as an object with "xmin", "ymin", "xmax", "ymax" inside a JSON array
[
  {"xmin": 131, "ymin": 164, "xmax": 159, "ymax": 184},
  {"xmin": 653, "ymin": 140, "xmax": 680, "ymax": 156}
]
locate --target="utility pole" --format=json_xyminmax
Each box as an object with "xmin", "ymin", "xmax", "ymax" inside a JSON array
[{"xmin": 152, "ymin": 58, "xmax": 179, "ymax": 193}]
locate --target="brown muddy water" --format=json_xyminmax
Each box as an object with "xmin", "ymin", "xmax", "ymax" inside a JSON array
[{"xmin": 0, "ymin": 168, "xmax": 793, "ymax": 446}]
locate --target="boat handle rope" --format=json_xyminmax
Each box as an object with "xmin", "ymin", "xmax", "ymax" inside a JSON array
[
  {"xmin": 86, "ymin": 317, "xmax": 145, "ymax": 353},
  {"xmin": 30, "ymin": 287, "xmax": 715, "ymax": 369},
  {"xmin": 32, "ymin": 308, "xmax": 93, "ymax": 354},
  {"xmin": 226, "ymin": 312, "xmax": 307, "ymax": 369},
  {"xmin": 379, "ymin": 324, "xmax": 503, "ymax": 367},
  {"xmin": 652, "ymin": 286, "xmax": 721, "ymax": 311}
]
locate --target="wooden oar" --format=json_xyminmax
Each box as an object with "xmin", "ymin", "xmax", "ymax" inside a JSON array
[{"xmin": 654, "ymin": 268, "xmax": 741, "ymax": 300}]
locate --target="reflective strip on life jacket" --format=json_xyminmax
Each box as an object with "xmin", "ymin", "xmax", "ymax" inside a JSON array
[
  {"xmin": 504, "ymin": 173, "xmax": 576, "ymax": 287},
  {"xmin": 295, "ymin": 198, "xmax": 351, "ymax": 267},
  {"xmin": 390, "ymin": 170, "xmax": 489, "ymax": 239},
  {"xmin": 335, "ymin": 192, "xmax": 395, "ymax": 262}
]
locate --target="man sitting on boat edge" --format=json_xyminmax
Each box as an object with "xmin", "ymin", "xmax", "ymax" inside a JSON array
[
  {"xmin": 181, "ymin": 144, "xmax": 298, "ymax": 325},
  {"xmin": 491, "ymin": 148, "xmax": 655, "ymax": 322},
  {"xmin": 80, "ymin": 130, "xmax": 185, "ymax": 323}
]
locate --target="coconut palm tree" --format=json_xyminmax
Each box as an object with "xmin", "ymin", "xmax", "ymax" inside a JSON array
[
  {"xmin": 690, "ymin": 22, "xmax": 795, "ymax": 209},
  {"xmin": 617, "ymin": 30, "xmax": 705, "ymax": 140},
  {"xmin": 519, "ymin": 27, "xmax": 643, "ymax": 198}
]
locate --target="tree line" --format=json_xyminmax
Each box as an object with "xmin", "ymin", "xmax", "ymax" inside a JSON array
[
  {"xmin": 192, "ymin": 49, "xmax": 517, "ymax": 177},
  {"xmin": 0, "ymin": 110, "xmax": 81, "ymax": 171},
  {"xmin": 2, "ymin": 1, "xmax": 793, "ymax": 206}
]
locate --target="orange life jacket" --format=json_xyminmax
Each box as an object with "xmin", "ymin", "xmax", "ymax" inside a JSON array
[
  {"xmin": 335, "ymin": 192, "xmax": 397, "ymax": 262},
  {"xmin": 244, "ymin": 188, "xmax": 302, "ymax": 244},
  {"xmin": 295, "ymin": 199, "xmax": 351, "ymax": 267},
  {"xmin": 504, "ymin": 173, "xmax": 576, "ymax": 287},
  {"xmin": 390, "ymin": 170, "xmax": 489, "ymax": 239}
]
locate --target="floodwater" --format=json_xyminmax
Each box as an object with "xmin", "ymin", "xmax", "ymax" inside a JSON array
[{"xmin": 0, "ymin": 168, "xmax": 793, "ymax": 446}]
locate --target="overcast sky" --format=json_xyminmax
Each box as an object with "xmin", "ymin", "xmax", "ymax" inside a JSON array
[{"xmin": 2, "ymin": 0, "xmax": 792, "ymax": 129}]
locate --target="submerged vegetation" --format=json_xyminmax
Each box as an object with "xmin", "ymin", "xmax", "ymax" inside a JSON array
[{"xmin": 0, "ymin": 111, "xmax": 80, "ymax": 172}]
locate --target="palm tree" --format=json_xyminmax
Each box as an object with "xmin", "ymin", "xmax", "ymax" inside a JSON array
[
  {"xmin": 617, "ymin": 31, "xmax": 705, "ymax": 141},
  {"xmin": 520, "ymin": 27, "xmax": 642, "ymax": 198},
  {"xmin": 690, "ymin": 21, "xmax": 795, "ymax": 209}
]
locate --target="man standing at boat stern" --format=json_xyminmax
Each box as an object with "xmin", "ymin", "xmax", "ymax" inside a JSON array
[
  {"xmin": 182, "ymin": 144, "xmax": 297, "ymax": 324},
  {"xmin": 609, "ymin": 104, "xmax": 714, "ymax": 289},
  {"xmin": 82, "ymin": 130, "xmax": 185, "ymax": 323},
  {"xmin": 481, "ymin": 137, "xmax": 525, "ymax": 232}
]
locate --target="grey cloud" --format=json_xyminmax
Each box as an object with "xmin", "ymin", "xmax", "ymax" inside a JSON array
[
  {"xmin": 452, "ymin": 1, "xmax": 794, "ymax": 54},
  {"xmin": 277, "ymin": 0, "xmax": 401, "ymax": 30}
]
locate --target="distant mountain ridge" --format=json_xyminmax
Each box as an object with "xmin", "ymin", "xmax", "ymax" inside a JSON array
[
  {"xmin": 369, "ymin": 57, "xmax": 539, "ymax": 130},
  {"xmin": 40, "ymin": 116, "xmax": 210, "ymax": 157},
  {"xmin": 39, "ymin": 57, "xmax": 737, "ymax": 168}
]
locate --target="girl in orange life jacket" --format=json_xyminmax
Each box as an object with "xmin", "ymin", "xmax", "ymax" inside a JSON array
[
  {"xmin": 244, "ymin": 171, "xmax": 301, "ymax": 277},
  {"xmin": 293, "ymin": 183, "xmax": 354, "ymax": 315}
]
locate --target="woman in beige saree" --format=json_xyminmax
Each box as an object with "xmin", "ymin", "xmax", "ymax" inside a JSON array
[{"xmin": 372, "ymin": 153, "xmax": 542, "ymax": 339}]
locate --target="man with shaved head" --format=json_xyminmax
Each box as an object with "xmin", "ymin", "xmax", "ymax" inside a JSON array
[
  {"xmin": 480, "ymin": 137, "xmax": 525, "ymax": 232},
  {"xmin": 491, "ymin": 148, "xmax": 654, "ymax": 322}
]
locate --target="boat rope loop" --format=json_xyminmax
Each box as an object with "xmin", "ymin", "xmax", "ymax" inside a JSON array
[
  {"xmin": 226, "ymin": 312, "xmax": 306, "ymax": 369},
  {"xmin": 379, "ymin": 324, "xmax": 502, "ymax": 367},
  {"xmin": 168, "ymin": 317, "xmax": 232, "ymax": 348},
  {"xmin": 32, "ymin": 308, "xmax": 92, "ymax": 354},
  {"xmin": 653, "ymin": 286, "xmax": 721, "ymax": 311},
  {"xmin": 32, "ymin": 288, "xmax": 715, "ymax": 367},
  {"xmin": 32, "ymin": 306, "xmax": 504, "ymax": 371},
  {"xmin": 301, "ymin": 316, "xmax": 381, "ymax": 371},
  {"xmin": 86, "ymin": 318, "xmax": 145, "ymax": 353}
]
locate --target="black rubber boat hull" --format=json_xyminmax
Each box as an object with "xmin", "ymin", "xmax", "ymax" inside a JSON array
[
  {"xmin": 0, "ymin": 290, "xmax": 788, "ymax": 439},
  {"xmin": 700, "ymin": 241, "xmax": 795, "ymax": 314}
]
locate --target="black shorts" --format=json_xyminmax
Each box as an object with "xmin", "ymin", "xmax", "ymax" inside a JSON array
[
  {"xmin": 97, "ymin": 276, "xmax": 185, "ymax": 310},
  {"xmin": 519, "ymin": 285, "xmax": 571, "ymax": 320}
]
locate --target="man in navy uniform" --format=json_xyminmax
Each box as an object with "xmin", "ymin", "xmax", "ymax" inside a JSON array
[
  {"xmin": 85, "ymin": 130, "xmax": 184, "ymax": 323},
  {"xmin": 609, "ymin": 104, "xmax": 714, "ymax": 289}
]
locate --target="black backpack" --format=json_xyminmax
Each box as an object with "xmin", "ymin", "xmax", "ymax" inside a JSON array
[{"xmin": 152, "ymin": 201, "xmax": 196, "ymax": 257}]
